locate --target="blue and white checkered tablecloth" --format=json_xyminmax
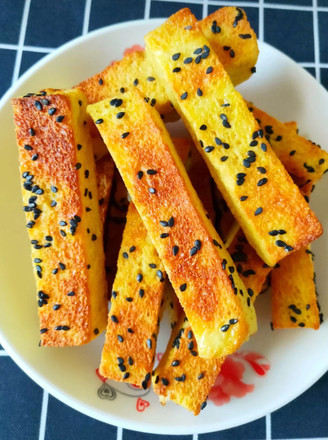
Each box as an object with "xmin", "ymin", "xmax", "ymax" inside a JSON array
[{"xmin": 1, "ymin": 1, "xmax": 328, "ymax": 439}]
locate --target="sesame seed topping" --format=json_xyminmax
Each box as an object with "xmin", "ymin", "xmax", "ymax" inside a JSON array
[
  {"xmin": 95, "ymin": 118, "xmax": 103, "ymax": 124},
  {"xmin": 147, "ymin": 339, "xmax": 152, "ymax": 349},
  {"xmin": 172, "ymin": 245, "xmax": 179, "ymax": 256},
  {"xmin": 24, "ymin": 144, "xmax": 33, "ymax": 150},
  {"xmin": 117, "ymin": 335, "xmax": 124, "ymax": 343},
  {"xmin": 160, "ymin": 233, "xmax": 169, "ymax": 238},
  {"xmin": 180, "ymin": 283, "xmax": 187, "ymax": 292},
  {"xmin": 56, "ymin": 115, "xmax": 65, "ymax": 123},
  {"xmin": 133, "ymin": 78, "xmax": 138, "ymax": 86},
  {"xmin": 257, "ymin": 178, "xmax": 268, "ymax": 186},
  {"xmin": 161, "ymin": 377, "xmax": 169, "ymax": 386},
  {"xmin": 139, "ymin": 289, "xmax": 145, "ymax": 298},
  {"xmin": 98, "ymin": 78, "xmax": 103, "ymax": 85},
  {"xmin": 257, "ymin": 167, "xmax": 266, "ymax": 174},
  {"xmin": 123, "ymin": 373, "xmax": 130, "ymax": 380},
  {"xmin": 221, "ymin": 156, "xmax": 228, "ymax": 161},
  {"xmin": 31, "ymin": 154, "xmax": 38, "ymax": 161},
  {"xmin": 180, "ymin": 92, "xmax": 188, "ymax": 100},
  {"xmin": 137, "ymin": 273, "xmax": 143, "ymax": 283},
  {"xmin": 171, "ymin": 360, "xmax": 180, "ymax": 367},
  {"xmin": 254, "ymin": 207, "xmax": 263, "ymax": 216},
  {"xmin": 261, "ymin": 143, "xmax": 267, "ymax": 152},
  {"xmin": 206, "ymin": 66, "xmax": 213, "ymax": 74},
  {"xmin": 147, "ymin": 169, "xmax": 157, "ymax": 175},
  {"xmin": 147, "ymin": 76, "xmax": 155, "ymax": 82},
  {"xmin": 205, "ymin": 146, "xmax": 214, "ymax": 153},
  {"xmin": 200, "ymin": 124, "xmax": 207, "ymax": 130},
  {"xmin": 29, "ymin": 128, "xmax": 35, "ymax": 136},
  {"xmin": 121, "ymin": 132, "xmax": 130, "ymax": 139},
  {"xmin": 184, "ymin": 57, "xmax": 193, "ymax": 64},
  {"xmin": 175, "ymin": 374, "xmax": 186, "ymax": 382},
  {"xmin": 116, "ymin": 112, "xmax": 125, "ymax": 119},
  {"xmin": 137, "ymin": 171, "xmax": 143, "ymax": 179},
  {"xmin": 197, "ymin": 88, "xmax": 203, "ymax": 96},
  {"xmin": 172, "ymin": 53, "xmax": 180, "ymax": 60},
  {"xmin": 172, "ymin": 67, "xmax": 181, "ymax": 73}
]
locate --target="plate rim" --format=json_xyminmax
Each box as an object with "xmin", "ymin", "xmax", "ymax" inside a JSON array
[{"xmin": 1, "ymin": 17, "xmax": 328, "ymax": 435}]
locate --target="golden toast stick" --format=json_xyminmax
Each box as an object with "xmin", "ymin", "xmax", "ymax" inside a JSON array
[
  {"xmin": 12, "ymin": 89, "xmax": 108, "ymax": 346},
  {"xmin": 100, "ymin": 138, "xmax": 192, "ymax": 387},
  {"xmin": 88, "ymin": 89, "xmax": 256, "ymax": 359},
  {"xmin": 76, "ymin": 7, "xmax": 258, "ymax": 118},
  {"xmin": 145, "ymin": 8, "xmax": 322, "ymax": 267},
  {"xmin": 153, "ymin": 314, "xmax": 224, "ymax": 415},
  {"xmin": 248, "ymin": 104, "xmax": 328, "ymax": 185},
  {"xmin": 200, "ymin": 7, "xmax": 258, "ymax": 85},
  {"xmin": 271, "ymin": 246, "xmax": 320, "ymax": 329}
]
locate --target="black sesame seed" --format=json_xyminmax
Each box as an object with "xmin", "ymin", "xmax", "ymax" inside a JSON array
[
  {"xmin": 137, "ymin": 273, "xmax": 143, "ymax": 282},
  {"xmin": 261, "ymin": 143, "xmax": 267, "ymax": 152},
  {"xmin": 59, "ymin": 263, "xmax": 66, "ymax": 270},
  {"xmin": 129, "ymin": 246, "xmax": 136, "ymax": 253},
  {"xmin": 137, "ymin": 171, "xmax": 143, "ymax": 180},
  {"xmin": 257, "ymin": 178, "xmax": 268, "ymax": 186},
  {"xmin": 31, "ymin": 154, "xmax": 38, "ymax": 161},
  {"xmin": 53, "ymin": 304, "xmax": 61, "ymax": 311},
  {"xmin": 95, "ymin": 118, "xmax": 103, "ymax": 124},
  {"xmin": 205, "ymin": 146, "xmax": 214, "ymax": 153},
  {"xmin": 190, "ymin": 247, "xmax": 198, "ymax": 256},
  {"xmin": 56, "ymin": 115, "xmax": 65, "ymax": 123},
  {"xmin": 75, "ymin": 163, "xmax": 82, "ymax": 170},
  {"xmin": 122, "ymin": 252, "xmax": 129, "ymax": 259},
  {"xmin": 91, "ymin": 234, "xmax": 97, "ymax": 241},
  {"xmin": 24, "ymin": 144, "xmax": 33, "ymax": 151},
  {"xmin": 147, "ymin": 339, "xmax": 152, "ymax": 349},
  {"xmin": 200, "ymin": 124, "xmax": 207, "ymax": 130},
  {"xmin": 116, "ymin": 112, "xmax": 125, "ymax": 119},
  {"xmin": 172, "ymin": 53, "xmax": 180, "ymax": 60},
  {"xmin": 29, "ymin": 128, "xmax": 35, "ymax": 136},
  {"xmin": 147, "ymin": 169, "xmax": 157, "ymax": 175},
  {"xmin": 275, "ymin": 240, "xmax": 287, "ymax": 247},
  {"xmin": 197, "ymin": 88, "xmax": 203, "ymax": 97},
  {"xmin": 221, "ymin": 156, "xmax": 228, "ymax": 161},
  {"xmin": 229, "ymin": 318, "xmax": 238, "ymax": 325},
  {"xmin": 243, "ymin": 159, "xmax": 250, "ymax": 168},
  {"xmin": 180, "ymin": 92, "xmax": 188, "ymax": 100},
  {"xmin": 117, "ymin": 335, "xmax": 124, "ymax": 342},
  {"xmin": 254, "ymin": 207, "xmax": 263, "ymax": 216},
  {"xmin": 175, "ymin": 374, "xmax": 186, "ymax": 382},
  {"xmin": 180, "ymin": 283, "xmax": 187, "ymax": 292},
  {"xmin": 139, "ymin": 289, "xmax": 145, "ymax": 298},
  {"xmin": 111, "ymin": 315, "xmax": 118, "ymax": 324},
  {"xmin": 290, "ymin": 316, "xmax": 297, "ymax": 323},
  {"xmin": 161, "ymin": 377, "xmax": 169, "ymax": 386},
  {"xmin": 123, "ymin": 372, "xmax": 130, "ymax": 380},
  {"xmin": 160, "ymin": 233, "xmax": 169, "ymax": 238},
  {"xmin": 172, "ymin": 67, "xmax": 181, "ymax": 73},
  {"xmin": 206, "ymin": 66, "xmax": 213, "ymax": 74},
  {"xmin": 184, "ymin": 57, "xmax": 193, "ymax": 64},
  {"xmin": 149, "ymin": 263, "xmax": 156, "ymax": 269},
  {"xmin": 172, "ymin": 245, "xmax": 179, "ymax": 256},
  {"xmin": 121, "ymin": 132, "xmax": 130, "ymax": 139},
  {"xmin": 230, "ymin": 49, "xmax": 235, "ymax": 58},
  {"xmin": 171, "ymin": 360, "xmax": 180, "ymax": 367},
  {"xmin": 126, "ymin": 297, "xmax": 133, "ymax": 302}
]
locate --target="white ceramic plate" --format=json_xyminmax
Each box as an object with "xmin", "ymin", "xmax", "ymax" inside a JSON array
[{"xmin": 0, "ymin": 19, "xmax": 328, "ymax": 436}]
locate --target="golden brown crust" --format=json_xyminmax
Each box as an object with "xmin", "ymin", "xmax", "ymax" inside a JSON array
[
  {"xmin": 88, "ymin": 89, "xmax": 256, "ymax": 359},
  {"xmin": 271, "ymin": 246, "xmax": 320, "ymax": 329},
  {"xmin": 96, "ymin": 156, "xmax": 114, "ymax": 229},
  {"xmin": 145, "ymin": 8, "xmax": 322, "ymax": 267},
  {"xmin": 248, "ymin": 104, "xmax": 328, "ymax": 185},
  {"xmin": 76, "ymin": 7, "xmax": 257, "ymax": 118},
  {"xmin": 12, "ymin": 89, "xmax": 107, "ymax": 346},
  {"xmin": 152, "ymin": 315, "xmax": 224, "ymax": 415},
  {"xmin": 201, "ymin": 7, "xmax": 259, "ymax": 85}
]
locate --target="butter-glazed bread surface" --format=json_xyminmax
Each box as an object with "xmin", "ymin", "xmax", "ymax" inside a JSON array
[
  {"xmin": 12, "ymin": 89, "xmax": 108, "ymax": 346},
  {"xmin": 145, "ymin": 8, "xmax": 322, "ymax": 267},
  {"xmin": 88, "ymin": 89, "xmax": 257, "ymax": 359}
]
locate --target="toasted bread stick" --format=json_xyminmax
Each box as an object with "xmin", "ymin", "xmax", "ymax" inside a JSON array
[
  {"xmin": 12, "ymin": 89, "xmax": 107, "ymax": 346},
  {"xmin": 145, "ymin": 8, "xmax": 322, "ymax": 267},
  {"xmin": 88, "ymin": 89, "xmax": 256, "ymax": 359}
]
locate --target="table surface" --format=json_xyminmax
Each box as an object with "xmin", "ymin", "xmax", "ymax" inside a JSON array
[{"xmin": 1, "ymin": 1, "xmax": 328, "ymax": 439}]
